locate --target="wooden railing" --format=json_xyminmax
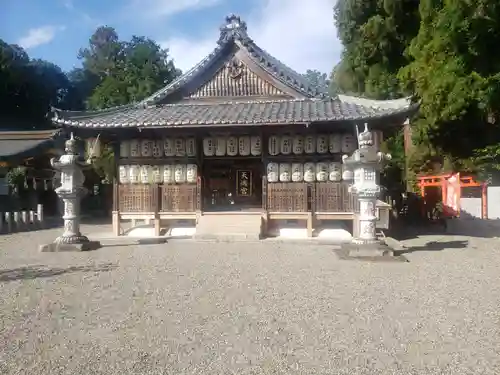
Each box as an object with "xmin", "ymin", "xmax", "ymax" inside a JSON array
[
  {"xmin": 265, "ymin": 181, "xmax": 356, "ymax": 213},
  {"xmin": 160, "ymin": 185, "xmax": 197, "ymax": 212},
  {"xmin": 117, "ymin": 184, "xmax": 198, "ymax": 213},
  {"xmin": 267, "ymin": 183, "xmax": 309, "ymax": 212},
  {"xmin": 116, "ymin": 181, "xmax": 357, "ymax": 214},
  {"xmin": 314, "ymin": 182, "xmax": 357, "ymax": 212}
]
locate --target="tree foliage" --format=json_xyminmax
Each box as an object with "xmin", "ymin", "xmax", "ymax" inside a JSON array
[
  {"xmin": 334, "ymin": 0, "xmax": 500, "ymax": 182},
  {"xmin": 77, "ymin": 28, "xmax": 181, "ymax": 110},
  {"xmin": 0, "ymin": 40, "xmax": 73, "ymax": 128},
  {"xmin": 1, "ymin": 25, "xmax": 182, "ymax": 183},
  {"xmin": 303, "ymin": 69, "xmax": 330, "ymax": 95},
  {"xmin": 399, "ymin": 0, "xmax": 500, "ymax": 172},
  {"xmin": 334, "ymin": 0, "xmax": 420, "ymax": 99}
]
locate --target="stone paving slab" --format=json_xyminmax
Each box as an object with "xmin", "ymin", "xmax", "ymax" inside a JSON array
[{"xmin": 0, "ymin": 228, "xmax": 500, "ymax": 374}]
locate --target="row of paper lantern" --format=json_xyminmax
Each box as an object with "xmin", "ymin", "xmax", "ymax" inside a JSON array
[
  {"xmin": 267, "ymin": 162, "xmax": 354, "ymax": 182},
  {"xmin": 266, "ymin": 134, "xmax": 358, "ymax": 156},
  {"xmin": 120, "ymin": 138, "xmax": 197, "ymax": 158},
  {"xmin": 118, "ymin": 164, "xmax": 197, "ymax": 184},
  {"xmin": 203, "ymin": 136, "xmax": 261, "ymax": 156},
  {"xmin": 118, "ymin": 132, "xmax": 382, "ymax": 158}
]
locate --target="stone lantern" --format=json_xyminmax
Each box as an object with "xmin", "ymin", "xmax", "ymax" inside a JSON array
[
  {"xmin": 342, "ymin": 124, "xmax": 392, "ymax": 257},
  {"xmin": 40, "ymin": 134, "xmax": 101, "ymax": 252}
]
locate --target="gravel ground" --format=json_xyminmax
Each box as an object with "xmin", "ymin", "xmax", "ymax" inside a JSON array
[{"xmin": 1, "ymin": 227, "xmax": 500, "ymax": 374}]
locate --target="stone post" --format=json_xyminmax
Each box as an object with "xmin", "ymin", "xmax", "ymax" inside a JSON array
[
  {"xmin": 342, "ymin": 123, "xmax": 393, "ymax": 258},
  {"xmin": 39, "ymin": 134, "xmax": 101, "ymax": 252}
]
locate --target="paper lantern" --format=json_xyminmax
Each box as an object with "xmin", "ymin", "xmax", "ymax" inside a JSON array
[
  {"xmin": 329, "ymin": 134, "xmax": 342, "ymax": 154},
  {"xmin": 139, "ymin": 165, "xmax": 150, "ymax": 184},
  {"xmin": 119, "ymin": 141, "xmax": 130, "ymax": 158},
  {"xmin": 163, "ymin": 138, "xmax": 175, "ymax": 156},
  {"xmin": 227, "ymin": 136, "xmax": 238, "ymax": 156},
  {"xmin": 129, "ymin": 165, "xmax": 139, "ymax": 183},
  {"xmin": 342, "ymin": 165, "xmax": 354, "ymax": 181},
  {"xmin": 86, "ymin": 138, "xmax": 101, "ymax": 158},
  {"xmin": 215, "ymin": 137, "xmax": 226, "ymax": 156},
  {"xmin": 203, "ymin": 138, "xmax": 215, "ymax": 156},
  {"xmin": 174, "ymin": 164, "xmax": 186, "ymax": 183},
  {"xmin": 186, "ymin": 138, "xmax": 196, "ymax": 156},
  {"xmin": 341, "ymin": 134, "xmax": 357, "ymax": 153},
  {"xmin": 279, "ymin": 163, "xmax": 291, "ymax": 182},
  {"xmin": 266, "ymin": 162, "xmax": 279, "ymax": 182},
  {"xmin": 268, "ymin": 135, "xmax": 280, "ymax": 156},
  {"xmin": 118, "ymin": 165, "xmax": 128, "ymax": 183},
  {"xmin": 151, "ymin": 166, "xmax": 162, "ymax": 183},
  {"xmin": 291, "ymin": 163, "xmax": 303, "ymax": 182},
  {"xmin": 316, "ymin": 162, "xmax": 328, "ymax": 182},
  {"xmin": 174, "ymin": 138, "xmax": 186, "ymax": 156},
  {"xmin": 328, "ymin": 162, "xmax": 342, "ymax": 182},
  {"xmin": 238, "ymin": 136, "xmax": 251, "ymax": 156},
  {"xmin": 304, "ymin": 135, "xmax": 315, "ymax": 154},
  {"xmin": 141, "ymin": 140, "xmax": 153, "ymax": 157},
  {"xmin": 316, "ymin": 135, "xmax": 328, "ymax": 154},
  {"xmin": 163, "ymin": 165, "xmax": 175, "ymax": 184},
  {"xmin": 280, "ymin": 136, "xmax": 292, "ymax": 155},
  {"xmin": 186, "ymin": 164, "xmax": 197, "ymax": 183},
  {"xmin": 152, "ymin": 140, "xmax": 163, "ymax": 158},
  {"xmin": 250, "ymin": 136, "xmax": 261, "ymax": 156},
  {"xmin": 303, "ymin": 163, "xmax": 315, "ymax": 182},
  {"xmin": 292, "ymin": 136, "xmax": 304, "ymax": 155},
  {"xmin": 130, "ymin": 140, "xmax": 141, "ymax": 157}
]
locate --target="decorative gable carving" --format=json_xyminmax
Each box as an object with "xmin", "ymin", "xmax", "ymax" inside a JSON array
[{"xmin": 189, "ymin": 58, "xmax": 287, "ymax": 99}]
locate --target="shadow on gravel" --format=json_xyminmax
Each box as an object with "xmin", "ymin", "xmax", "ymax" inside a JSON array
[
  {"xmin": 0, "ymin": 263, "xmax": 117, "ymax": 282},
  {"xmin": 394, "ymin": 240, "xmax": 469, "ymax": 255}
]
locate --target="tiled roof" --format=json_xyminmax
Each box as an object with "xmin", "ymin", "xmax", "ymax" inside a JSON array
[
  {"xmin": 138, "ymin": 14, "xmax": 327, "ymax": 106},
  {"xmin": 0, "ymin": 129, "xmax": 61, "ymax": 160},
  {"xmin": 52, "ymin": 98, "xmax": 415, "ymax": 129}
]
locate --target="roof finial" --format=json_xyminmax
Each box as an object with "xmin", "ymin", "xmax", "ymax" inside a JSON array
[{"xmin": 218, "ymin": 14, "xmax": 249, "ymax": 45}]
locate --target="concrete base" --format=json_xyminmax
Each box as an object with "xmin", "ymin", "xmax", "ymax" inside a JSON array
[
  {"xmin": 339, "ymin": 241, "xmax": 407, "ymax": 262},
  {"xmin": 39, "ymin": 240, "xmax": 101, "ymax": 252}
]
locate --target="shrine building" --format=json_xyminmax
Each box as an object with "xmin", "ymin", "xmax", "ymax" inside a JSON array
[{"xmin": 51, "ymin": 15, "xmax": 415, "ymax": 240}]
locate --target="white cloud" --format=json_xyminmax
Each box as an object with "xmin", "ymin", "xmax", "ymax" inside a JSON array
[
  {"xmin": 17, "ymin": 25, "xmax": 66, "ymax": 49},
  {"xmin": 161, "ymin": 0, "xmax": 341, "ymax": 74},
  {"xmin": 127, "ymin": 0, "xmax": 222, "ymax": 19}
]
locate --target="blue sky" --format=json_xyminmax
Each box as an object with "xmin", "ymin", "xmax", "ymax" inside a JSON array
[{"xmin": 0, "ymin": 0, "xmax": 341, "ymax": 74}]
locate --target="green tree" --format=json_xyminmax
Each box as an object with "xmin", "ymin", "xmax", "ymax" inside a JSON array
[
  {"xmin": 77, "ymin": 27, "xmax": 181, "ymax": 110},
  {"xmin": 303, "ymin": 69, "xmax": 330, "ymax": 94},
  {"xmin": 399, "ymin": 0, "xmax": 500, "ymax": 174},
  {"xmin": 76, "ymin": 27, "xmax": 182, "ymax": 181},
  {"xmin": 333, "ymin": 0, "xmax": 420, "ymax": 99},
  {"xmin": 0, "ymin": 40, "xmax": 72, "ymax": 128}
]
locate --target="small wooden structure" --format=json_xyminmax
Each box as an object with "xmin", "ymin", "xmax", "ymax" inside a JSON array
[{"xmin": 50, "ymin": 15, "xmax": 416, "ymax": 237}]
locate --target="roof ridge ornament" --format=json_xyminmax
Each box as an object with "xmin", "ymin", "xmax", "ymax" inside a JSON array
[{"xmin": 218, "ymin": 14, "xmax": 249, "ymax": 45}]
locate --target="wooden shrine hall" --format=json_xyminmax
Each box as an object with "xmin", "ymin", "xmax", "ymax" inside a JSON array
[{"xmin": 51, "ymin": 14, "xmax": 415, "ymax": 239}]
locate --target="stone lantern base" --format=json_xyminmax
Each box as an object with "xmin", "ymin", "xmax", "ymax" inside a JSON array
[{"xmin": 39, "ymin": 240, "xmax": 101, "ymax": 252}]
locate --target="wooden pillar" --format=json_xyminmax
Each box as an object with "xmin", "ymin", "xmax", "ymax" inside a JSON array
[
  {"xmin": 153, "ymin": 183, "xmax": 161, "ymax": 236},
  {"xmin": 196, "ymin": 133, "xmax": 204, "ymax": 215},
  {"xmin": 112, "ymin": 141, "xmax": 120, "ymax": 236},
  {"xmin": 403, "ymin": 118, "xmax": 414, "ymax": 191}
]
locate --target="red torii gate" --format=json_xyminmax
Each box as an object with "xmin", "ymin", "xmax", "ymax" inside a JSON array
[{"xmin": 417, "ymin": 173, "xmax": 488, "ymax": 219}]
